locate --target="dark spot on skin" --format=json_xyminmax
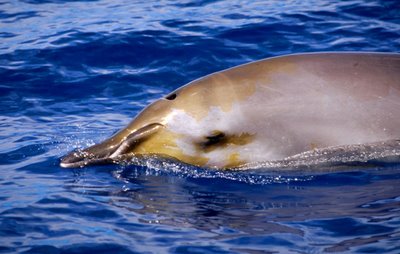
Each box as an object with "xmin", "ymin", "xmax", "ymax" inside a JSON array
[
  {"xmin": 165, "ymin": 93, "xmax": 177, "ymax": 100},
  {"xmin": 196, "ymin": 130, "xmax": 254, "ymax": 153},
  {"xmin": 353, "ymin": 62, "xmax": 359, "ymax": 67},
  {"xmin": 203, "ymin": 131, "xmax": 226, "ymax": 147}
]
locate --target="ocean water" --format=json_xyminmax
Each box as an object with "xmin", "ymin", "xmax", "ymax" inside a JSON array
[{"xmin": 1, "ymin": 0, "xmax": 400, "ymax": 253}]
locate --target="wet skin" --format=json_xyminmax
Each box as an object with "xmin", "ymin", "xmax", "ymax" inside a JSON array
[{"xmin": 61, "ymin": 52, "xmax": 400, "ymax": 169}]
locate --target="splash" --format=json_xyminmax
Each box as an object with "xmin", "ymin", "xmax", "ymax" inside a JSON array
[
  {"xmin": 108, "ymin": 139, "xmax": 400, "ymax": 184},
  {"xmin": 113, "ymin": 156, "xmax": 315, "ymax": 185},
  {"xmin": 237, "ymin": 139, "xmax": 400, "ymax": 171}
]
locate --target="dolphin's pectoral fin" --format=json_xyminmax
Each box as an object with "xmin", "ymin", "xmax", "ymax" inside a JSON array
[
  {"xmin": 60, "ymin": 123, "xmax": 163, "ymax": 168},
  {"xmin": 109, "ymin": 123, "xmax": 163, "ymax": 158}
]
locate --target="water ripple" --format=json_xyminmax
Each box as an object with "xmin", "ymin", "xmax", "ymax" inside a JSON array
[{"xmin": 1, "ymin": 0, "xmax": 400, "ymax": 253}]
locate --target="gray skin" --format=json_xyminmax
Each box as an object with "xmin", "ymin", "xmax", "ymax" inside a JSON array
[{"xmin": 60, "ymin": 52, "xmax": 400, "ymax": 169}]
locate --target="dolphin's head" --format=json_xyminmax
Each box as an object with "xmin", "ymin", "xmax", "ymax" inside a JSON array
[
  {"xmin": 61, "ymin": 71, "xmax": 258, "ymax": 169},
  {"xmin": 60, "ymin": 91, "xmax": 180, "ymax": 168}
]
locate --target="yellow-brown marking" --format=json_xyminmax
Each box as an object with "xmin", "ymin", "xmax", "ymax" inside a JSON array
[
  {"xmin": 224, "ymin": 152, "xmax": 246, "ymax": 169},
  {"xmin": 168, "ymin": 58, "xmax": 297, "ymax": 121},
  {"xmin": 128, "ymin": 127, "xmax": 209, "ymax": 167},
  {"xmin": 310, "ymin": 142, "xmax": 319, "ymax": 150}
]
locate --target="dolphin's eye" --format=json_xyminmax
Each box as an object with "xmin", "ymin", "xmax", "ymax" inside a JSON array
[{"xmin": 165, "ymin": 93, "xmax": 177, "ymax": 100}]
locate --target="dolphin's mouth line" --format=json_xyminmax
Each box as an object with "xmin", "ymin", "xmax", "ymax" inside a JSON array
[
  {"xmin": 109, "ymin": 123, "xmax": 163, "ymax": 159},
  {"xmin": 60, "ymin": 123, "xmax": 164, "ymax": 168},
  {"xmin": 60, "ymin": 152, "xmax": 115, "ymax": 168}
]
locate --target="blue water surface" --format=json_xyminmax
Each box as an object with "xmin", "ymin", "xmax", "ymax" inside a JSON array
[{"xmin": 1, "ymin": 0, "xmax": 400, "ymax": 253}]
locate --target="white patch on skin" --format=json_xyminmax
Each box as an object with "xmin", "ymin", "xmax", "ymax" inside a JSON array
[{"xmin": 165, "ymin": 102, "xmax": 279, "ymax": 167}]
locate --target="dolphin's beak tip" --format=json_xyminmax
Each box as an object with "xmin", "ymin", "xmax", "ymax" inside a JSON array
[
  {"xmin": 59, "ymin": 161, "xmax": 72, "ymax": 168},
  {"xmin": 59, "ymin": 150, "xmax": 86, "ymax": 168}
]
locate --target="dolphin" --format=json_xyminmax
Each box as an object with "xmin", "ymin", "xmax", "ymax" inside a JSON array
[{"xmin": 60, "ymin": 52, "xmax": 400, "ymax": 169}]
